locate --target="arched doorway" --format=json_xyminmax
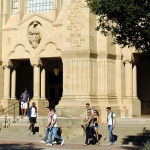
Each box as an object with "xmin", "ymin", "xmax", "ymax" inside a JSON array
[
  {"xmin": 41, "ymin": 57, "xmax": 63, "ymax": 108},
  {"xmin": 16, "ymin": 60, "xmax": 33, "ymax": 100}
]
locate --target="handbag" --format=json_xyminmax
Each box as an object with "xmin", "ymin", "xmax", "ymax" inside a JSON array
[
  {"xmin": 18, "ymin": 99, "xmax": 21, "ymax": 102},
  {"xmin": 18, "ymin": 95, "xmax": 23, "ymax": 103}
]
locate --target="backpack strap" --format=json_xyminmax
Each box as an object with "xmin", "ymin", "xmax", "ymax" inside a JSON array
[{"xmin": 111, "ymin": 112, "xmax": 114, "ymax": 125}]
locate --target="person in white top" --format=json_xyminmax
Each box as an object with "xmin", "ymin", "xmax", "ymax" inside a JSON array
[
  {"xmin": 101, "ymin": 107, "xmax": 116, "ymax": 145},
  {"xmin": 27, "ymin": 102, "xmax": 37, "ymax": 135},
  {"xmin": 46, "ymin": 108, "xmax": 64, "ymax": 146}
]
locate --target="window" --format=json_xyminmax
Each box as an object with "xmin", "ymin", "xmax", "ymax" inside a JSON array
[
  {"xmin": 27, "ymin": 0, "xmax": 53, "ymax": 14},
  {"xmin": 12, "ymin": 0, "xmax": 18, "ymax": 15}
]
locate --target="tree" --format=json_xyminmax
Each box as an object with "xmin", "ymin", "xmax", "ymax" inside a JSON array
[{"xmin": 86, "ymin": 0, "xmax": 150, "ymax": 52}]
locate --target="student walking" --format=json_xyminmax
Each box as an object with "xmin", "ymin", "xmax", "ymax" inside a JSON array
[
  {"xmin": 27, "ymin": 102, "xmax": 37, "ymax": 135},
  {"xmin": 46, "ymin": 108, "xmax": 64, "ymax": 146},
  {"xmin": 93, "ymin": 110, "xmax": 99, "ymax": 143},
  {"xmin": 101, "ymin": 107, "xmax": 116, "ymax": 145},
  {"xmin": 81, "ymin": 109, "xmax": 97, "ymax": 146},
  {"xmin": 40, "ymin": 106, "xmax": 52, "ymax": 143}
]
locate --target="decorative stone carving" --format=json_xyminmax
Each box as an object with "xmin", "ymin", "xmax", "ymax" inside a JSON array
[
  {"xmin": 6, "ymin": 37, "xmax": 11, "ymax": 45},
  {"xmin": 28, "ymin": 21, "xmax": 42, "ymax": 49}
]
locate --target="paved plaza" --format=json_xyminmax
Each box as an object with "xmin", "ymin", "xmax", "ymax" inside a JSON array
[{"xmin": 0, "ymin": 140, "xmax": 139, "ymax": 150}]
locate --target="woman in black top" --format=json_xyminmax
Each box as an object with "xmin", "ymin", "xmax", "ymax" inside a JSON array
[{"xmin": 93, "ymin": 110, "xmax": 99, "ymax": 142}]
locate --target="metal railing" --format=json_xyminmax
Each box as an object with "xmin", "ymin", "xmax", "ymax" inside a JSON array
[{"xmin": 0, "ymin": 102, "xmax": 22, "ymax": 128}]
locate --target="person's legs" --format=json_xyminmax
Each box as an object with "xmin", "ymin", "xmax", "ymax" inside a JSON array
[
  {"xmin": 89, "ymin": 127, "xmax": 97, "ymax": 143},
  {"xmin": 94, "ymin": 127, "xmax": 99, "ymax": 141},
  {"xmin": 108, "ymin": 125, "xmax": 114, "ymax": 143},
  {"xmin": 43, "ymin": 129, "xmax": 50, "ymax": 142},
  {"xmin": 31, "ymin": 123, "xmax": 35, "ymax": 133},
  {"xmin": 28, "ymin": 122, "xmax": 33, "ymax": 134},
  {"xmin": 85, "ymin": 128, "xmax": 90, "ymax": 144},
  {"xmin": 52, "ymin": 127, "xmax": 63, "ymax": 142},
  {"xmin": 49, "ymin": 130, "xmax": 53, "ymax": 144},
  {"xmin": 24, "ymin": 103, "xmax": 28, "ymax": 115}
]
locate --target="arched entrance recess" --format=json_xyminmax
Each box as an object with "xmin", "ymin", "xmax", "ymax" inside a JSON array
[
  {"xmin": 41, "ymin": 57, "xmax": 63, "ymax": 108},
  {"xmin": 137, "ymin": 53, "xmax": 150, "ymax": 115}
]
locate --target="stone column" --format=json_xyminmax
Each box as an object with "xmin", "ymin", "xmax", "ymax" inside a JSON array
[
  {"xmin": 11, "ymin": 68, "xmax": 16, "ymax": 99},
  {"xmin": 41, "ymin": 67, "xmax": 46, "ymax": 100},
  {"xmin": 3, "ymin": 66, "xmax": 11, "ymax": 99},
  {"xmin": 133, "ymin": 63, "xmax": 137, "ymax": 97},
  {"xmin": 33, "ymin": 65, "xmax": 40, "ymax": 99},
  {"xmin": 124, "ymin": 60, "xmax": 133, "ymax": 97}
]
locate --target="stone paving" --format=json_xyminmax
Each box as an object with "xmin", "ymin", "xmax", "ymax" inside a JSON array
[{"xmin": 0, "ymin": 140, "xmax": 139, "ymax": 150}]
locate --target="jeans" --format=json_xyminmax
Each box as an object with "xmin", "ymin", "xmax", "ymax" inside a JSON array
[
  {"xmin": 49, "ymin": 127, "xmax": 63, "ymax": 144},
  {"xmin": 85, "ymin": 127, "xmax": 97, "ymax": 144},
  {"xmin": 108, "ymin": 125, "xmax": 114, "ymax": 143},
  {"xmin": 43, "ymin": 129, "xmax": 49, "ymax": 142}
]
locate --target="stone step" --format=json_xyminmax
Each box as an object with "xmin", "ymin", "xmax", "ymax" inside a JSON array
[
  {"xmin": 0, "ymin": 116, "xmax": 149, "ymax": 146},
  {"xmin": 0, "ymin": 126, "xmax": 41, "ymax": 141}
]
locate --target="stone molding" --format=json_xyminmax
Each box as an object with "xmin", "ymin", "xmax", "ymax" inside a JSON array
[{"xmin": 18, "ymin": 13, "xmax": 53, "ymax": 26}]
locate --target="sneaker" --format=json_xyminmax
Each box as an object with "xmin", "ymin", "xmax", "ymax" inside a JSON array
[
  {"xmin": 61, "ymin": 139, "xmax": 64, "ymax": 145},
  {"xmin": 96, "ymin": 141, "xmax": 100, "ymax": 145},
  {"xmin": 52, "ymin": 141, "xmax": 57, "ymax": 144},
  {"xmin": 88, "ymin": 138, "xmax": 92, "ymax": 144},
  {"xmin": 46, "ymin": 143, "xmax": 52, "ymax": 146},
  {"xmin": 40, "ymin": 141, "xmax": 46, "ymax": 143},
  {"xmin": 28, "ymin": 131, "xmax": 30, "ymax": 135},
  {"xmin": 108, "ymin": 142, "xmax": 113, "ymax": 145}
]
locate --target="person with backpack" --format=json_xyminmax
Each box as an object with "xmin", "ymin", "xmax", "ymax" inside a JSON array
[
  {"xmin": 46, "ymin": 108, "xmax": 64, "ymax": 146},
  {"xmin": 27, "ymin": 102, "xmax": 37, "ymax": 135},
  {"xmin": 101, "ymin": 107, "xmax": 116, "ymax": 145},
  {"xmin": 81, "ymin": 109, "xmax": 97, "ymax": 146}
]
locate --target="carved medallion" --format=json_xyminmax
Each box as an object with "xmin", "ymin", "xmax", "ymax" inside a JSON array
[{"xmin": 28, "ymin": 21, "xmax": 42, "ymax": 49}]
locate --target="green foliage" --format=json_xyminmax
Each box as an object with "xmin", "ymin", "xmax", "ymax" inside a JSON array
[
  {"xmin": 86, "ymin": 0, "xmax": 150, "ymax": 52},
  {"xmin": 140, "ymin": 140, "xmax": 150, "ymax": 150}
]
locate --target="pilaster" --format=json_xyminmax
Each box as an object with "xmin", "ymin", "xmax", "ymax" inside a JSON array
[
  {"xmin": 123, "ymin": 53, "xmax": 141, "ymax": 117},
  {"xmin": 30, "ymin": 59, "xmax": 48, "ymax": 115}
]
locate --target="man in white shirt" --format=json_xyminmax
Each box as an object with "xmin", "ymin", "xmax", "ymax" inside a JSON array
[
  {"xmin": 46, "ymin": 108, "xmax": 64, "ymax": 146},
  {"xmin": 102, "ymin": 107, "xmax": 116, "ymax": 145}
]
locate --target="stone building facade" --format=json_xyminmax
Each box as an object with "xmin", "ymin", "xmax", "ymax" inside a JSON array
[{"xmin": 0, "ymin": 0, "xmax": 148, "ymax": 118}]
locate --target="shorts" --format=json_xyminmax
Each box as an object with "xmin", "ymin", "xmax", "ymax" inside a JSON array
[
  {"xmin": 94, "ymin": 126, "xmax": 98, "ymax": 129},
  {"xmin": 21, "ymin": 102, "xmax": 28, "ymax": 109},
  {"xmin": 30, "ymin": 117, "xmax": 36, "ymax": 123}
]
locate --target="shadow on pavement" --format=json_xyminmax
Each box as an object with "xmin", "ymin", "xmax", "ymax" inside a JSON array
[
  {"xmin": 118, "ymin": 146, "xmax": 139, "ymax": 150},
  {"xmin": 0, "ymin": 143, "xmax": 44, "ymax": 150},
  {"xmin": 122, "ymin": 127, "xmax": 150, "ymax": 147}
]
